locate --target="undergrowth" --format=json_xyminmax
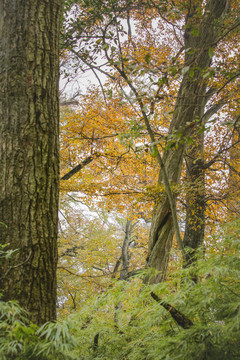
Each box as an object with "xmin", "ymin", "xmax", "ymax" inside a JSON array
[{"xmin": 0, "ymin": 220, "xmax": 239, "ymax": 359}]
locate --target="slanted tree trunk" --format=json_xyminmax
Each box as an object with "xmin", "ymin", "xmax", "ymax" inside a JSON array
[
  {"xmin": 147, "ymin": 0, "xmax": 228, "ymax": 283},
  {"xmin": 0, "ymin": 0, "xmax": 62, "ymax": 324}
]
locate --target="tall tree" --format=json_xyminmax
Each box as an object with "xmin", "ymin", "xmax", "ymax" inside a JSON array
[
  {"xmin": 61, "ymin": 0, "xmax": 239, "ymax": 284},
  {"xmin": 0, "ymin": 0, "xmax": 62, "ymax": 324},
  {"xmin": 147, "ymin": 0, "xmax": 236, "ymax": 282}
]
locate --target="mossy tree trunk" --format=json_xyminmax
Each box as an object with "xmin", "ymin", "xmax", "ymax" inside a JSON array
[
  {"xmin": 228, "ymin": 129, "xmax": 240, "ymax": 215},
  {"xmin": 0, "ymin": 0, "xmax": 62, "ymax": 324},
  {"xmin": 183, "ymin": 131, "xmax": 205, "ymax": 274}
]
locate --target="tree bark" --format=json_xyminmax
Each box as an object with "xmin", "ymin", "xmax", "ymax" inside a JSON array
[
  {"xmin": 147, "ymin": 0, "xmax": 228, "ymax": 283},
  {"xmin": 150, "ymin": 292, "xmax": 193, "ymax": 329},
  {"xmin": 228, "ymin": 128, "xmax": 240, "ymax": 215},
  {"xmin": 183, "ymin": 132, "xmax": 205, "ymax": 275},
  {"xmin": 0, "ymin": 0, "xmax": 62, "ymax": 324},
  {"xmin": 120, "ymin": 219, "xmax": 134, "ymax": 280}
]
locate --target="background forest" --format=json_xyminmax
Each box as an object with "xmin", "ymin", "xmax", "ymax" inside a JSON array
[{"xmin": 0, "ymin": 0, "xmax": 240, "ymax": 359}]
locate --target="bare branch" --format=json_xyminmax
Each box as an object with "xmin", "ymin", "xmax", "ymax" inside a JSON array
[
  {"xmin": 202, "ymin": 101, "xmax": 226, "ymax": 124},
  {"xmin": 61, "ymin": 153, "xmax": 101, "ymax": 180},
  {"xmin": 150, "ymin": 292, "xmax": 193, "ymax": 329}
]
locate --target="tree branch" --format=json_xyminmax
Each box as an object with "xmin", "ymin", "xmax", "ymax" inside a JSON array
[
  {"xmin": 150, "ymin": 292, "xmax": 193, "ymax": 329},
  {"xmin": 202, "ymin": 100, "xmax": 226, "ymax": 124},
  {"xmin": 61, "ymin": 153, "xmax": 101, "ymax": 180},
  {"xmin": 102, "ymin": 42, "xmax": 184, "ymax": 254}
]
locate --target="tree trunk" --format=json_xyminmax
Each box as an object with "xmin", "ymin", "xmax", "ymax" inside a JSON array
[
  {"xmin": 147, "ymin": 0, "xmax": 228, "ymax": 283},
  {"xmin": 183, "ymin": 132, "xmax": 205, "ymax": 275},
  {"xmin": 228, "ymin": 129, "xmax": 240, "ymax": 215},
  {"xmin": 120, "ymin": 219, "xmax": 134, "ymax": 280},
  {"xmin": 0, "ymin": 0, "xmax": 62, "ymax": 324}
]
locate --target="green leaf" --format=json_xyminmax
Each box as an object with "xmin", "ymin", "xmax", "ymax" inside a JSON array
[
  {"xmin": 145, "ymin": 53, "xmax": 151, "ymax": 64},
  {"xmin": 102, "ymin": 43, "xmax": 109, "ymax": 50},
  {"xmin": 150, "ymin": 146, "xmax": 158, "ymax": 157},
  {"xmin": 189, "ymin": 68, "xmax": 195, "ymax": 78},
  {"xmin": 208, "ymin": 47, "xmax": 214, "ymax": 59},
  {"xmin": 177, "ymin": 132, "xmax": 182, "ymax": 139},
  {"xmin": 170, "ymin": 66, "xmax": 178, "ymax": 76},
  {"xmin": 185, "ymin": 136, "xmax": 193, "ymax": 144},
  {"xmin": 191, "ymin": 27, "xmax": 199, "ymax": 37}
]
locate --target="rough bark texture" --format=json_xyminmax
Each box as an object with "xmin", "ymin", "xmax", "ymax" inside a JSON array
[
  {"xmin": 183, "ymin": 132, "xmax": 205, "ymax": 273},
  {"xmin": 228, "ymin": 130, "xmax": 240, "ymax": 215},
  {"xmin": 147, "ymin": 0, "xmax": 228, "ymax": 283},
  {"xmin": 0, "ymin": 0, "xmax": 62, "ymax": 324},
  {"xmin": 120, "ymin": 220, "xmax": 134, "ymax": 280}
]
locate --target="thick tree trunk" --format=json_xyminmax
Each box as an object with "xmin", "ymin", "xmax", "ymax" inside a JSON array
[
  {"xmin": 0, "ymin": 0, "xmax": 62, "ymax": 324},
  {"xmin": 147, "ymin": 0, "xmax": 228, "ymax": 283}
]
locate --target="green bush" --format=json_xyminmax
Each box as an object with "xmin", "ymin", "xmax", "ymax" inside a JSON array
[
  {"xmin": 0, "ymin": 242, "xmax": 75, "ymax": 360},
  {"xmin": 0, "ymin": 221, "xmax": 239, "ymax": 359},
  {"xmin": 68, "ymin": 220, "xmax": 240, "ymax": 359},
  {"xmin": 0, "ymin": 300, "xmax": 76, "ymax": 360}
]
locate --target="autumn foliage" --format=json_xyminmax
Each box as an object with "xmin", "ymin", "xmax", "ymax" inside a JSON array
[{"xmin": 57, "ymin": 0, "xmax": 240, "ymax": 311}]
